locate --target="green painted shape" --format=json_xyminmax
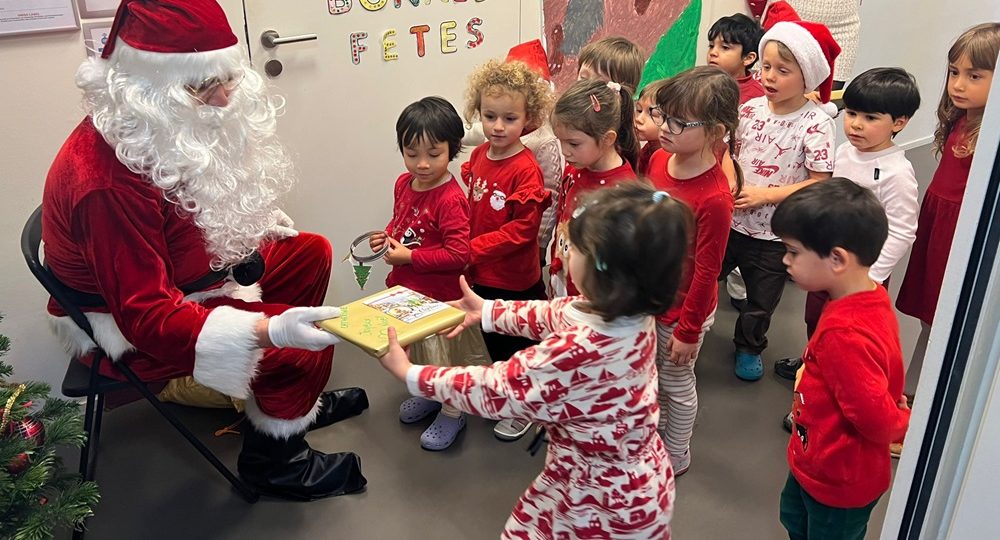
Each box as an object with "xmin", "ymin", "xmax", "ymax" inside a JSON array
[
  {"xmin": 353, "ymin": 263, "xmax": 372, "ymax": 290},
  {"xmin": 638, "ymin": 0, "xmax": 702, "ymax": 95}
]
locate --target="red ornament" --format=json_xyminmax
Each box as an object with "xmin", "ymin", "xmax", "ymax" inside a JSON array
[{"xmin": 3, "ymin": 415, "xmax": 45, "ymax": 475}]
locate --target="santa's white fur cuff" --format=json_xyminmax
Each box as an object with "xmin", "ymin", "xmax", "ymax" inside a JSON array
[{"xmin": 193, "ymin": 306, "xmax": 265, "ymax": 400}]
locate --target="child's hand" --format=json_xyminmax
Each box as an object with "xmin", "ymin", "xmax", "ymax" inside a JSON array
[
  {"xmin": 804, "ymin": 91, "xmax": 822, "ymax": 105},
  {"xmin": 668, "ymin": 335, "xmax": 699, "ymax": 366},
  {"xmin": 734, "ymin": 185, "xmax": 773, "ymax": 210},
  {"xmin": 379, "ymin": 327, "xmax": 412, "ymax": 381},
  {"xmin": 897, "ymin": 396, "xmax": 911, "ymax": 411},
  {"xmin": 369, "ymin": 232, "xmax": 388, "ymax": 253},
  {"xmin": 383, "ymin": 236, "xmax": 413, "ymax": 265},
  {"xmin": 444, "ymin": 276, "xmax": 485, "ymax": 338}
]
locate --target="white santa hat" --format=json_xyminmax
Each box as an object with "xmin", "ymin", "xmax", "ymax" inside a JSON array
[
  {"xmin": 759, "ymin": 18, "xmax": 841, "ymax": 115},
  {"xmin": 99, "ymin": 0, "xmax": 243, "ymax": 87}
]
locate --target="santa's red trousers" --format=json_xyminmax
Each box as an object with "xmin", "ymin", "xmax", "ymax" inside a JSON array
[{"xmin": 87, "ymin": 233, "xmax": 333, "ymax": 421}]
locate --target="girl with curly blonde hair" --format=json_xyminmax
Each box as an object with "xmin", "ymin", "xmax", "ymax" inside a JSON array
[{"xmin": 460, "ymin": 58, "xmax": 554, "ymax": 418}]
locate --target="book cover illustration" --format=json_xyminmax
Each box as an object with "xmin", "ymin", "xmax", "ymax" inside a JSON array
[{"xmin": 364, "ymin": 287, "xmax": 449, "ymax": 324}]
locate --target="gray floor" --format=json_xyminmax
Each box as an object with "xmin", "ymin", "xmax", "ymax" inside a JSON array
[{"xmin": 58, "ymin": 146, "xmax": 937, "ymax": 539}]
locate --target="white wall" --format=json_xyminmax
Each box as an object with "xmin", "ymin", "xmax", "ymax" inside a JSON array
[
  {"xmin": 853, "ymin": 1, "xmax": 1000, "ymax": 150},
  {"xmin": 0, "ymin": 0, "xmax": 997, "ymax": 390}
]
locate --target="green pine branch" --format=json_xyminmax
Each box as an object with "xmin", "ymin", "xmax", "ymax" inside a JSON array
[{"xmin": 0, "ymin": 315, "xmax": 100, "ymax": 539}]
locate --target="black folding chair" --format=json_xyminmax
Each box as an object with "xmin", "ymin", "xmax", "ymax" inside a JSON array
[{"xmin": 19, "ymin": 205, "xmax": 258, "ymax": 537}]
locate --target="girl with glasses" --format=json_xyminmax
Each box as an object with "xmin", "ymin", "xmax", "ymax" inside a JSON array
[{"xmin": 645, "ymin": 66, "xmax": 743, "ymax": 476}]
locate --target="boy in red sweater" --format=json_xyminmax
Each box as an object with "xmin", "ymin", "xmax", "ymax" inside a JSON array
[{"xmin": 771, "ymin": 179, "xmax": 911, "ymax": 539}]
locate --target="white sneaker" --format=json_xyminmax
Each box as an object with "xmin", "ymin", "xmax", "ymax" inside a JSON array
[
  {"xmin": 671, "ymin": 451, "xmax": 691, "ymax": 477},
  {"xmin": 494, "ymin": 418, "xmax": 533, "ymax": 441}
]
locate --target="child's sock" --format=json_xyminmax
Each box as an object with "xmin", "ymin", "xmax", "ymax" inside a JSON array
[{"xmin": 440, "ymin": 404, "xmax": 462, "ymax": 418}]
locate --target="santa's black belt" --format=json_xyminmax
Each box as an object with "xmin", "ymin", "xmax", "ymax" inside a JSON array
[{"xmin": 55, "ymin": 251, "xmax": 265, "ymax": 308}]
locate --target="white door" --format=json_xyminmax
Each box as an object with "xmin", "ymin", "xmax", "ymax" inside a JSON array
[{"xmin": 242, "ymin": 0, "xmax": 536, "ymax": 303}]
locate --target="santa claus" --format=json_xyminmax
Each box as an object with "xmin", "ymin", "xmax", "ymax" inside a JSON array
[{"xmin": 41, "ymin": 0, "xmax": 368, "ymax": 500}]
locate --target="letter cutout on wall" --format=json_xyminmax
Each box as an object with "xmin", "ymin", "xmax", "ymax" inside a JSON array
[
  {"xmin": 410, "ymin": 25, "xmax": 431, "ymax": 57},
  {"xmin": 466, "ymin": 17, "xmax": 483, "ymax": 49},
  {"xmin": 350, "ymin": 32, "xmax": 369, "ymax": 64},
  {"xmin": 382, "ymin": 29, "xmax": 399, "ymax": 61},
  {"xmin": 329, "ymin": 0, "xmax": 352, "ymax": 14},
  {"xmin": 440, "ymin": 21, "xmax": 458, "ymax": 53}
]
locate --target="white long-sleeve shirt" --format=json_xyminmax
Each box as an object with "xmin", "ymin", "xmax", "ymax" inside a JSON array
[{"xmin": 834, "ymin": 142, "xmax": 919, "ymax": 283}]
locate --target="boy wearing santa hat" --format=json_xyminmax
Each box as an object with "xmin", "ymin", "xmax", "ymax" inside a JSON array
[
  {"xmin": 721, "ymin": 16, "xmax": 840, "ymax": 382},
  {"xmin": 42, "ymin": 0, "xmax": 368, "ymax": 501}
]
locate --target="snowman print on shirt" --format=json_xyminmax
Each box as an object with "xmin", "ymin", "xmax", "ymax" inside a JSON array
[{"xmin": 489, "ymin": 189, "xmax": 507, "ymax": 211}]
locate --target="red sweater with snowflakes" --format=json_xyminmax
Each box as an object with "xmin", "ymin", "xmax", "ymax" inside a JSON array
[
  {"xmin": 647, "ymin": 150, "xmax": 733, "ymax": 343},
  {"xmin": 384, "ymin": 173, "xmax": 470, "ymax": 301},
  {"xmin": 462, "ymin": 144, "xmax": 550, "ymax": 291},
  {"xmin": 789, "ymin": 285, "xmax": 910, "ymax": 508},
  {"xmin": 549, "ymin": 162, "xmax": 637, "ymax": 297}
]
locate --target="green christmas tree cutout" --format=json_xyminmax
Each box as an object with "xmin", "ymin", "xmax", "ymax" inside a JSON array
[{"xmin": 352, "ymin": 263, "xmax": 372, "ymax": 290}]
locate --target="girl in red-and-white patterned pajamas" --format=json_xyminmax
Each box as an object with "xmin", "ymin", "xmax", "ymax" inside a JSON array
[{"xmin": 379, "ymin": 183, "xmax": 692, "ymax": 539}]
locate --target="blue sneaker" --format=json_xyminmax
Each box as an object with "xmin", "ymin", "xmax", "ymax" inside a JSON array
[{"xmin": 734, "ymin": 351, "xmax": 764, "ymax": 381}]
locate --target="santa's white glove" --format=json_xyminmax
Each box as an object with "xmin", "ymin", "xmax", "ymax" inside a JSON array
[
  {"xmin": 268, "ymin": 208, "xmax": 298, "ymax": 240},
  {"xmin": 268, "ymin": 306, "xmax": 342, "ymax": 351}
]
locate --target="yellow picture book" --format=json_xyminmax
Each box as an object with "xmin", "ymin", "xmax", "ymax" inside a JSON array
[{"xmin": 317, "ymin": 286, "xmax": 465, "ymax": 358}]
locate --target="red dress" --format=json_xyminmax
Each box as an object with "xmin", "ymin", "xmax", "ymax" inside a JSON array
[{"xmin": 896, "ymin": 118, "xmax": 973, "ymax": 325}]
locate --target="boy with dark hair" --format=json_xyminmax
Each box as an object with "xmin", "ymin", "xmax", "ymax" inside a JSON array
[
  {"xmin": 772, "ymin": 179, "xmax": 911, "ymax": 540},
  {"xmin": 776, "ymin": 67, "xmax": 920, "ymax": 381},
  {"xmin": 707, "ymin": 13, "xmax": 766, "ymax": 103}
]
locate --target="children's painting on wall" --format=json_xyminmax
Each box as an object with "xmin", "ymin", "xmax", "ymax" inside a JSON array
[{"xmin": 544, "ymin": 0, "xmax": 702, "ymax": 91}]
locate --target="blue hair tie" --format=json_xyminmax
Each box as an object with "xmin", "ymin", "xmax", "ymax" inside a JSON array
[
  {"xmin": 594, "ymin": 256, "xmax": 608, "ymax": 272},
  {"xmin": 652, "ymin": 190, "xmax": 670, "ymax": 203}
]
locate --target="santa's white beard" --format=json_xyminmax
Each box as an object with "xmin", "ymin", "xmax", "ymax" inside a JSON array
[{"xmin": 78, "ymin": 56, "xmax": 295, "ymax": 269}]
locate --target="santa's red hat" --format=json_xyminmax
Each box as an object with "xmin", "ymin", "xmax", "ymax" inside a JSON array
[
  {"xmin": 101, "ymin": 0, "xmax": 241, "ymax": 84},
  {"xmin": 759, "ymin": 20, "xmax": 841, "ymax": 105},
  {"xmin": 506, "ymin": 39, "xmax": 552, "ymax": 81}
]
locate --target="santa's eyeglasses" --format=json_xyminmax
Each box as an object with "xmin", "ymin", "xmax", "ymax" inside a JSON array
[{"xmin": 185, "ymin": 71, "xmax": 245, "ymax": 103}]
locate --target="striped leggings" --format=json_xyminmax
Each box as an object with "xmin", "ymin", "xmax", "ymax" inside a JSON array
[{"xmin": 656, "ymin": 311, "xmax": 715, "ymax": 459}]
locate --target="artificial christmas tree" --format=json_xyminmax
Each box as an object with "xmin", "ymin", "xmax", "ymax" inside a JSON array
[{"xmin": 0, "ymin": 315, "xmax": 99, "ymax": 539}]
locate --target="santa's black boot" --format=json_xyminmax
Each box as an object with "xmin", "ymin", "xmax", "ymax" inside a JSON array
[
  {"xmin": 308, "ymin": 388, "xmax": 369, "ymax": 432},
  {"xmin": 237, "ymin": 425, "xmax": 367, "ymax": 501}
]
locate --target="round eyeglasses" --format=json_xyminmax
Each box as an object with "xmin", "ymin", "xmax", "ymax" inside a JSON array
[
  {"xmin": 648, "ymin": 106, "xmax": 708, "ymax": 135},
  {"xmin": 185, "ymin": 71, "xmax": 245, "ymax": 104}
]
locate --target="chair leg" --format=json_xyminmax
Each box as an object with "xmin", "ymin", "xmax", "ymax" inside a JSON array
[
  {"xmin": 114, "ymin": 362, "xmax": 259, "ymax": 503},
  {"xmin": 78, "ymin": 391, "xmax": 97, "ymax": 480},
  {"xmin": 87, "ymin": 392, "xmax": 106, "ymax": 480}
]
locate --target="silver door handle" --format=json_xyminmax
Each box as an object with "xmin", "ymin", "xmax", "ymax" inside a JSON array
[{"xmin": 261, "ymin": 30, "xmax": 317, "ymax": 49}]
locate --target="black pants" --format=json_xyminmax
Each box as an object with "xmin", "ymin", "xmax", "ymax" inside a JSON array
[
  {"xmin": 473, "ymin": 279, "xmax": 546, "ymax": 363},
  {"xmin": 720, "ymin": 230, "xmax": 789, "ymax": 355}
]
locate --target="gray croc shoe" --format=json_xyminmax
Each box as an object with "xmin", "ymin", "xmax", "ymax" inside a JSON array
[
  {"xmin": 420, "ymin": 412, "xmax": 466, "ymax": 451},
  {"xmin": 399, "ymin": 397, "xmax": 441, "ymax": 424}
]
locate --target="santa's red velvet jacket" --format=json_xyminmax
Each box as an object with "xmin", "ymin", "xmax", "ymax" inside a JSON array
[
  {"xmin": 789, "ymin": 286, "xmax": 911, "ymax": 508},
  {"xmin": 41, "ymin": 119, "xmax": 267, "ymax": 399}
]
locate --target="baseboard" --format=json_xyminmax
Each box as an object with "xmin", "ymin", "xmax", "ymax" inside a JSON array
[{"xmin": 900, "ymin": 135, "xmax": 934, "ymax": 151}]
